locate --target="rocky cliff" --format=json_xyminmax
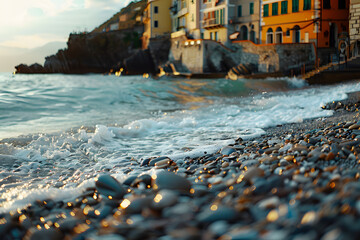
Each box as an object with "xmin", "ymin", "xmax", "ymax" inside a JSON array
[
  {"xmin": 16, "ymin": 30, "xmax": 146, "ymax": 74},
  {"xmin": 15, "ymin": 30, "xmax": 172, "ymax": 75}
]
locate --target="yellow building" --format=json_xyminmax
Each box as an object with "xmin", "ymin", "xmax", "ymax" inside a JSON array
[
  {"xmin": 260, "ymin": 0, "xmax": 349, "ymax": 47},
  {"xmin": 170, "ymin": 0, "xmax": 201, "ymax": 39},
  {"xmin": 142, "ymin": 0, "xmax": 172, "ymax": 49},
  {"xmin": 200, "ymin": 0, "xmax": 237, "ymax": 45}
]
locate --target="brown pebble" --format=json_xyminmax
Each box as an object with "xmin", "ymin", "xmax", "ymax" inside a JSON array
[
  {"xmin": 324, "ymin": 165, "xmax": 337, "ymax": 172},
  {"xmin": 291, "ymin": 144, "xmax": 308, "ymax": 152},
  {"xmin": 325, "ymin": 152, "xmax": 335, "ymax": 161},
  {"xmin": 222, "ymin": 162, "xmax": 229, "ymax": 168},
  {"xmin": 155, "ymin": 159, "xmax": 170, "ymax": 168},
  {"xmin": 243, "ymin": 167, "xmax": 265, "ymax": 184},
  {"xmin": 349, "ymin": 124, "xmax": 360, "ymax": 130}
]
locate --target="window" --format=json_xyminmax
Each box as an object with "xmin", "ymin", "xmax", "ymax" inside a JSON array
[
  {"xmin": 303, "ymin": 0, "xmax": 311, "ymax": 10},
  {"xmin": 240, "ymin": 26, "xmax": 248, "ymax": 40},
  {"xmin": 250, "ymin": 2, "xmax": 254, "ymax": 14},
  {"xmin": 281, "ymin": 1, "xmax": 288, "ymax": 14},
  {"xmin": 293, "ymin": 25, "xmax": 300, "ymax": 43},
  {"xmin": 275, "ymin": 27, "xmax": 283, "ymax": 43},
  {"xmin": 238, "ymin": 5, "xmax": 242, "ymax": 17},
  {"xmin": 154, "ymin": 6, "xmax": 158, "ymax": 13},
  {"xmin": 338, "ymin": 0, "xmax": 346, "ymax": 9},
  {"xmin": 154, "ymin": 20, "xmax": 158, "ymax": 28},
  {"xmin": 272, "ymin": 2, "xmax": 278, "ymax": 15},
  {"xmin": 264, "ymin": 4, "xmax": 269, "ymax": 17},
  {"xmin": 210, "ymin": 32, "xmax": 213, "ymax": 40},
  {"xmin": 292, "ymin": 0, "xmax": 299, "ymax": 12},
  {"xmin": 267, "ymin": 28, "xmax": 273, "ymax": 44},
  {"xmin": 215, "ymin": 32, "xmax": 218, "ymax": 41},
  {"xmin": 305, "ymin": 32, "xmax": 309, "ymax": 42},
  {"xmin": 286, "ymin": 29, "xmax": 290, "ymax": 36},
  {"xmin": 323, "ymin": 0, "xmax": 331, "ymax": 9}
]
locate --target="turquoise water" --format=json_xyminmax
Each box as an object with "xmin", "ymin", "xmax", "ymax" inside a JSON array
[
  {"xmin": 0, "ymin": 72, "xmax": 359, "ymax": 210},
  {"xmin": 0, "ymin": 73, "xmax": 302, "ymax": 139}
]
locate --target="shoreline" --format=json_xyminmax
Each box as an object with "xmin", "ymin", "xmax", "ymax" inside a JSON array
[
  {"xmin": 263, "ymin": 91, "xmax": 360, "ymax": 137},
  {"xmin": 1, "ymin": 91, "xmax": 360, "ymax": 239}
]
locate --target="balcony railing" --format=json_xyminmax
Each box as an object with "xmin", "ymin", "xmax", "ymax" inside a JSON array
[{"xmin": 202, "ymin": 18, "xmax": 224, "ymax": 28}]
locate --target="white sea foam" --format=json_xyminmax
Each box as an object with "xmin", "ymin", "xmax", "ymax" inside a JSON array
[{"xmin": 1, "ymin": 74, "xmax": 360, "ymax": 212}]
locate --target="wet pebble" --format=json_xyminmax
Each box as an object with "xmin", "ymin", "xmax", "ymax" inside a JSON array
[{"xmin": 95, "ymin": 174, "xmax": 126, "ymax": 199}]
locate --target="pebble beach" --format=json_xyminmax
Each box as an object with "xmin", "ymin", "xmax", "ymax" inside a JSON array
[{"xmin": 1, "ymin": 90, "xmax": 360, "ymax": 240}]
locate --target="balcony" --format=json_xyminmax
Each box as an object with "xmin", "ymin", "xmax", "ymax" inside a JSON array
[{"xmin": 202, "ymin": 18, "xmax": 224, "ymax": 29}]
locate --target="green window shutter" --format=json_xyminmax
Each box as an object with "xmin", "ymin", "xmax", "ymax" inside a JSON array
[
  {"xmin": 264, "ymin": 4, "xmax": 269, "ymax": 17},
  {"xmin": 250, "ymin": 2, "xmax": 254, "ymax": 15},
  {"xmin": 303, "ymin": 0, "xmax": 311, "ymax": 10},
  {"xmin": 281, "ymin": 1, "xmax": 288, "ymax": 14},
  {"xmin": 292, "ymin": 0, "xmax": 299, "ymax": 12},
  {"xmin": 238, "ymin": 5, "xmax": 242, "ymax": 17},
  {"xmin": 272, "ymin": 2, "xmax": 278, "ymax": 15}
]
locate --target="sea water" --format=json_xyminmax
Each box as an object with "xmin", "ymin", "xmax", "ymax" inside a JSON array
[{"xmin": 0, "ymin": 73, "xmax": 358, "ymax": 211}]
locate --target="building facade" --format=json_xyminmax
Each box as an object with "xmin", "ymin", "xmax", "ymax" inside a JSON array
[
  {"xmin": 230, "ymin": 0, "xmax": 261, "ymax": 43},
  {"xmin": 261, "ymin": 0, "xmax": 349, "ymax": 47},
  {"xmin": 142, "ymin": 0, "xmax": 172, "ymax": 49},
  {"xmin": 170, "ymin": 0, "xmax": 201, "ymax": 39},
  {"xmin": 200, "ymin": 0, "xmax": 237, "ymax": 45}
]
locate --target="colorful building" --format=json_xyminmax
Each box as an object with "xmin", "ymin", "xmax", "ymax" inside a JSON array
[
  {"xmin": 230, "ymin": 0, "xmax": 261, "ymax": 43},
  {"xmin": 261, "ymin": 0, "xmax": 349, "ymax": 48},
  {"xmin": 200, "ymin": 0, "xmax": 237, "ymax": 45},
  {"xmin": 170, "ymin": 0, "xmax": 201, "ymax": 39},
  {"xmin": 142, "ymin": 0, "xmax": 172, "ymax": 49}
]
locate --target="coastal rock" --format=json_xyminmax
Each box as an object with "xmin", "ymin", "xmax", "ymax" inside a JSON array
[
  {"xmin": 257, "ymin": 196, "xmax": 280, "ymax": 209},
  {"xmin": 243, "ymin": 167, "xmax": 265, "ymax": 184},
  {"xmin": 149, "ymin": 156, "xmax": 170, "ymax": 166},
  {"xmin": 151, "ymin": 190, "xmax": 178, "ymax": 210},
  {"xmin": 15, "ymin": 63, "xmax": 47, "ymax": 74},
  {"xmin": 26, "ymin": 228, "xmax": 64, "ymax": 240},
  {"xmin": 15, "ymin": 29, "xmax": 166, "ymax": 75},
  {"xmin": 197, "ymin": 206, "xmax": 238, "ymax": 224},
  {"xmin": 153, "ymin": 171, "xmax": 191, "ymax": 193},
  {"xmin": 95, "ymin": 174, "xmax": 126, "ymax": 199},
  {"xmin": 220, "ymin": 146, "xmax": 236, "ymax": 156}
]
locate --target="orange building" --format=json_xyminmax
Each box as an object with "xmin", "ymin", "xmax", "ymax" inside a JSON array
[{"xmin": 260, "ymin": 0, "xmax": 349, "ymax": 48}]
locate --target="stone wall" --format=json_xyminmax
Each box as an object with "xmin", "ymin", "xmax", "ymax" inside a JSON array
[
  {"xmin": 350, "ymin": 0, "xmax": 360, "ymax": 56},
  {"xmin": 233, "ymin": 41, "xmax": 316, "ymax": 73},
  {"xmin": 168, "ymin": 37, "xmax": 316, "ymax": 74},
  {"xmin": 350, "ymin": 0, "xmax": 360, "ymax": 43},
  {"xmin": 169, "ymin": 36, "xmax": 204, "ymax": 73}
]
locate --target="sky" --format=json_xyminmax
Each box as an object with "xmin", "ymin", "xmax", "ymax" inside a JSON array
[{"xmin": 0, "ymin": 0, "xmax": 132, "ymax": 49}]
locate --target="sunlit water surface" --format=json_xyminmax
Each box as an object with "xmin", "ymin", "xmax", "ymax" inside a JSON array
[{"xmin": 0, "ymin": 73, "xmax": 358, "ymax": 210}]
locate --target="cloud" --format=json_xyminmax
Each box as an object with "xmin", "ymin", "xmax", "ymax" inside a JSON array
[
  {"xmin": 0, "ymin": 34, "xmax": 67, "ymax": 49},
  {"xmin": 0, "ymin": 0, "xmax": 134, "ymax": 49},
  {"xmin": 85, "ymin": 0, "xmax": 132, "ymax": 10}
]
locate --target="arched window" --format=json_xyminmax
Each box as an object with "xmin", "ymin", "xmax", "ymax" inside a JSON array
[
  {"xmin": 267, "ymin": 28, "xmax": 273, "ymax": 44},
  {"xmin": 292, "ymin": 25, "xmax": 300, "ymax": 43},
  {"xmin": 240, "ymin": 26, "xmax": 248, "ymax": 40},
  {"xmin": 275, "ymin": 27, "xmax": 283, "ymax": 43}
]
